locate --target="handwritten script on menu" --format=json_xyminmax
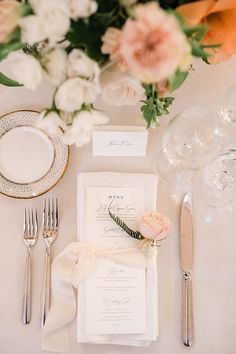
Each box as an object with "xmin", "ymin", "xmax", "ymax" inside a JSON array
[{"xmin": 85, "ymin": 187, "xmax": 146, "ymax": 335}]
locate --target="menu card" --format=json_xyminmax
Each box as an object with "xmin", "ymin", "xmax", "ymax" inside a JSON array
[
  {"xmin": 86, "ymin": 187, "xmax": 146, "ymax": 335},
  {"xmin": 77, "ymin": 172, "xmax": 158, "ymax": 346}
]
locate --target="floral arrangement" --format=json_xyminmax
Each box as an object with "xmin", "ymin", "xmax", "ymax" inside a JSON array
[
  {"xmin": 109, "ymin": 209, "xmax": 170, "ymax": 246},
  {"xmin": 0, "ymin": 0, "xmax": 235, "ymax": 147}
]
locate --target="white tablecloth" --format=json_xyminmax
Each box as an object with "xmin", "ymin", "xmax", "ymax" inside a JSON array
[{"xmin": 1, "ymin": 57, "xmax": 236, "ymax": 354}]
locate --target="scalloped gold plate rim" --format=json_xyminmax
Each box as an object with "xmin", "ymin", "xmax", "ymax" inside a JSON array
[{"xmin": 0, "ymin": 109, "xmax": 70, "ymax": 199}]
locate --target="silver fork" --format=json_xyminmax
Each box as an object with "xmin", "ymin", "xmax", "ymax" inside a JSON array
[
  {"xmin": 22, "ymin": 208, "xmax": 38, "ymax": 325},
  {"xmin": 41, "ymin": 197, "xmax": 59, "ymax": 328}
]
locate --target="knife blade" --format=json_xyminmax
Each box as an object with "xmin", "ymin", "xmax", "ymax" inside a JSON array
[{"xmin": 180, "ymin": 192, "xmax": 193, "ymax": 347}]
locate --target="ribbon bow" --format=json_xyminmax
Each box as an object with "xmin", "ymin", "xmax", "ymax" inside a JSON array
[{"xmin": 42, "ymin": 241, "xmax": 150, "ymax": 353}]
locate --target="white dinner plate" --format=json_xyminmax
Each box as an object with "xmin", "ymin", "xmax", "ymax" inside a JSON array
[{"xmin": 0, "ymin": 110, "xmax": 69, "ymax": 198}]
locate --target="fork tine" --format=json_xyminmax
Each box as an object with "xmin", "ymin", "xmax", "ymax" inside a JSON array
[
  {"xmin": 29, "ymin": 209, "xmax": 33, "ymax": 235},
  {"xmin": 43, "ymin": 198, "xmax": 46, "ymax": 229},
  {"xmin": 51, "ymin": 198, "xmax": 55, "ymax": 229},
  {"xmin": 32, "ymin": 209, "xmax": 37, "ymax": 236},
  {"xmin": 31, "ymin": 209, "xmax": 34, "ymax": 235},
  {"xmin": 55, "ymin": 198, "xmax": 59, "ymax": 229},
  {"xmin": 23, "ymin": 208, "xmax": 27, "ymax": 235},
  {"xmin": 47, "ymin": 198, "xmax": 51, "ymax": 230},
  {"xmin": 34, "ymin": 209, "xmax": 38, "ymax": 236}
]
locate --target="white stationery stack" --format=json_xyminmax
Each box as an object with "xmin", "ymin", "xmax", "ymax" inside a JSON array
[{"xmin": 77, "ymin": 172, "xmax": 158, "ymax": 346}]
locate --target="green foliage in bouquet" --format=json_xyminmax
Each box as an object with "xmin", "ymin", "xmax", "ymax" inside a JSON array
[{"xmin": 0, "ymin": 0, "xmax": 222, "ymax": 146}]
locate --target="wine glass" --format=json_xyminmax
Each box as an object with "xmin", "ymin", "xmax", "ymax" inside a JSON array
[
  {"xmin": 153, "ymin": 107, "xmax": 227, "ymax": 186},
  {"xmin": 218, "ymin": 81, "xmax": 236, "ymax": 143},
  {"xmin": 195, "ymin": 145, "xmax": 236, "ymax": 207},
  {"xmin": 220, "ymin": 81, "xmax": 236, "ymax": 125}
]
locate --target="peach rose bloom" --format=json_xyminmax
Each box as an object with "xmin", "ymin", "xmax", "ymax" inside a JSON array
[
  {"xmin": 101, "ymin": 27, "xmax": 121, "ymax": 61},
  {"xmin": 177, "ymin": 0, "xmax": 236, "ymax": 63},
  {"xmin": 0, "ymin": 0, "xmax": 20, "ymax": 43},
  {"xmin": 137, "ymin": 211, "xmax": 171, "ymax": 241},
  {"xmin": 118, "ymin": 2, "xmax": 190, "ymax": 83},
  {"xmin": 101, "ymin": 27, "xmax": 128, "ymax": 71}
]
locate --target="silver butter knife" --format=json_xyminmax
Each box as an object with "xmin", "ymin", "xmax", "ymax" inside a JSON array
[{"xmin": 180, "ymin": 192, "xmax": 194, "ymax": 346}]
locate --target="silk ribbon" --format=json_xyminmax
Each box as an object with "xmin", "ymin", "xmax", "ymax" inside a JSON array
[{"xmin": 41, "ymin": 241, "xmax": 150, "ymax": 353}]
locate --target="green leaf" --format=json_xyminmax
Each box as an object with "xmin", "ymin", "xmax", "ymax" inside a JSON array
[
  {"xmin": 183, "ymin": 25, "xmax": 208, "ymax": 40},
  {"xmin": 201, "ymin": 43, "xmax": 222, "ymax": 49},
  {"xmin": 155, "ymin": 97, "xmax": 175, "ymax": 116},
  {"xmin": 0, "ymin": 41, "xmax": 25, "ymax": 62},
  {"xmin": 142, "ymin": 83, "xmax": 153, "ymax": 97},
  {"xmin": 141, "ymin": 84, "xmax": 175, "ymax": 127},
  {"xmin": 93, "ymin": 7, "xmax": 119, "ymax": 26},
  {"xmin": 0, "ymin": 72, "xmax": 23, "ymax": 87},
  {"xmin": 190, "ymin": 39, "xmax": 209, "ymax": 60},
  {"xmin": 141, "ymin": 97, "xmax": 157, "ymax": 128},
  {"xmin": 20, "ymin": 3, "xmax": 33, "ymax": 17},
  {"xmin": 109, "ymin": 210, "xmax": 144, "ymax": 240},
  {"xmin": 23, "ymin": 44, "xmax": 41, "ymax": 58},
  {"xmin": 169, "ymin": 70, "xmax": 188, "ymax": 92},
  {"xmin": 66, "ymin": 20, "xmax": 106, "ymax": 62},
  {"xmin": 7, "ymin": 27, "xmax": 21, "ymax": 43},
  {"xmin": 193, "ymin": 26, "xmax": 208, "ymax": 41}
]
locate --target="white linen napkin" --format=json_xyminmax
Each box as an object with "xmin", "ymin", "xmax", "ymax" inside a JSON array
[{"xmin": 77, "ymin": 172, "xmax": 158, "ymax": 347}]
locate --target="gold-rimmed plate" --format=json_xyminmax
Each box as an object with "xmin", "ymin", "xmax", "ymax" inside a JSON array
[{"xmin": 0, "ymin": 110, "xmax": 69, "ymax": 199}]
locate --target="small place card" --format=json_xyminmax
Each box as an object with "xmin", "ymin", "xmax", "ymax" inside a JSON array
[{"xmin": 92, "ymin": 125, "xmax": 148, "ymax": 157}]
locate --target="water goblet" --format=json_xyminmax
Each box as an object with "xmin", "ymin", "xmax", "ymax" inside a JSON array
[
  {"xmin": 153, "ymin": 107, "xmax": 226, "ymax": 186},
  {"xmin": 196, "ymin": 146, "xmax": 236, "ymax": 207}
]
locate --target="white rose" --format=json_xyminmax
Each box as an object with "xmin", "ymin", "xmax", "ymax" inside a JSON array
[
  {"xmin": 68, "ymin": 0, "xmax": 97, "ymax": 19},
  {"xmin": 63, "ymin": 109, "xmax": 109, "ymax": 147},
  {"xmin": 41, "ymin": 47, "xmax": 67, "ymax": 85},
  {"xmin": 67, "ymin": 49, "xmax": 100, "ymax": 83},
  {"xmin": 37, "ymin": 0, "xmax": 70, "ymax": 44},
  {"xmin": 55, "ymin": 77, "xmax": 100, "ymax": 112},
  {"xmin": 36, "ymin": 110, "xmax": 67, "ymax": 135},
  {"xmin": 7, "ymin": 51, "xmax": 43, "ymax": 90},
  {"xmin": 20, "ymin": 15, "xmax": 46, "ymax": 45},
  {"xmin": 100, "ymin": 64, "xmax": 145, "ymax": 106}
]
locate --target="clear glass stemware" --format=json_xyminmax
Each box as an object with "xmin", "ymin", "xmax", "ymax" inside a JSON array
[
  {"xmin": 195, "ymin": 146, "xmax": 236, "ymax": 207},
  {"xmin": 153, "ymin": 107, "xmax": 227, "ymax": 186}
]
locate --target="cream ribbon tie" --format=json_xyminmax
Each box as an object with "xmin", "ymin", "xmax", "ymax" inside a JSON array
[{"xmin": 42, "ymin": 241, "xmax": 151, "ymax": 353}]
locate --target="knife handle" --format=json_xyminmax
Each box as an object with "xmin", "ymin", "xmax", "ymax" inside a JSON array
[{"xmin": 182, "ymin": 271, "xmax": 193, "ymax": 347}]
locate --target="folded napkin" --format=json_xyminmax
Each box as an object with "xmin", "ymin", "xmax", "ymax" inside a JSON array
[
  {"xmin": 42, "ymin": 172, "xmax": 158, "ymax": 352},
  {"xmin": 77, "ymin": 172, "xmax": 158, "ymax": 347}
]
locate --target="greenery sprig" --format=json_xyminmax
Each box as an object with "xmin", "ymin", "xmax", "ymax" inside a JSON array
[
  {"xmin": 108, "ymin": 210, "xmax": 144, "ymax": 241},
  {"xmin": 141, "ymin": 84, "xmax": 174, "ymax": 128},
  {"xmin": 0, "ymin": 0, "xmax": 224, "ymax": 141}
]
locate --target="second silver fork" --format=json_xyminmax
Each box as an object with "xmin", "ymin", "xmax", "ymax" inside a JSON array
[
  {"xmin": 22, "ymin": 208, "xmax": 38, "ymax": 325},
  {"xmin": 41, "ymin": 197, "xmax": 59, "ymax": 328}
]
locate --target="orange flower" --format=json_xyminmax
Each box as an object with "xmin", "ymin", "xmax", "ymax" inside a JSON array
[
  {"xmin": 0, "ymin": 0, "xmax": 20, "ymax": 43},
  {"xmin": 177, "ymin": 0, "xmax": 236, "ymax": 63}
]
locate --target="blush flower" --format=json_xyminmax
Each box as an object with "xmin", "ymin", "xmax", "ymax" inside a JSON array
[
  {"xmin": 100, "ymin": 63, "xmax": 145, "ymax": 106},
  {"xmin": 137, "ymin": 211, "xmax": 171, "ymax": 241},
  {"xmin": 0, "ymin": 0, "xmax": 20, "ymax": 43},
  {"xmin": 119, "ymin": 1, "xmax": 191, "ymax": 83},
  {"xmin": 101, "ymin": 27, "xmax": 122, "ymax": 61}
]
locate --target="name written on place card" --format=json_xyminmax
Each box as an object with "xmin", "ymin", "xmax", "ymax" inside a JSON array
[{"xmin": 92, "ymin": 126, "xmax": 148, "ymax": 157}]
